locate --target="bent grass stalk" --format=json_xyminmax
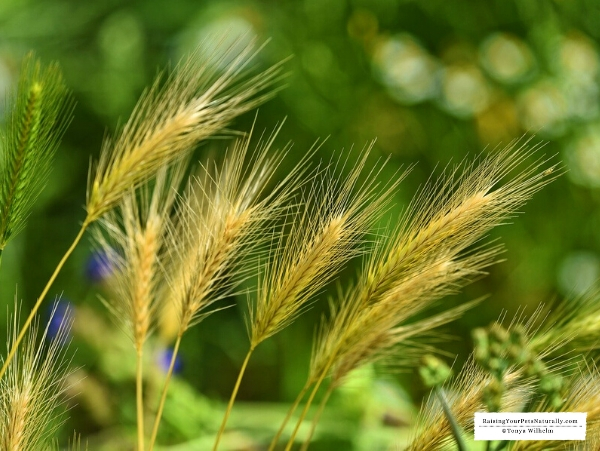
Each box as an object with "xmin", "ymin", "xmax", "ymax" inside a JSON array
[
  {"xmin": 149, "ymin": 333, "xmax": 182, "ymax": 451},
  {"xmin": 213, "ymin": 348, "xmax": 254, "ymax": 451},
  {"xmin": 136, "ymin": 347, "xmax": 145, "ymax": 451},
  {"xmin": 285, "ymin": 356, "xmax": 333, "ymax": 451}
]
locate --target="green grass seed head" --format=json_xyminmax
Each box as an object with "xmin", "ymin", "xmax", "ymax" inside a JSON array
[{"xmin": 0, "ymin": 53, "xmax": 73, "ymax": 249}]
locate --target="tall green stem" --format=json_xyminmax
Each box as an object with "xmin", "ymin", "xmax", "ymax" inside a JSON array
[
  {"xmin": 0, "ymin": 219, "xmax": 89, "ymax": 380},
  {"xmin": 213, "ymin": 347, "xmax": 254, "ymax": 451},
  {"xmin": 436, "ymin": 387, "xmax": 467, "ymax": 451},
  {"xmin": 268, "ymin": 380, "xmax": 312, "ymax": 451},
  {"xmin": 284, "ymin": 364, "xmax": 330, "ymax": 451},
  {"xmin": 149, "ymin": 333, "xmax": 182, "ymax": 451},
  {"xmin": 136, "ymin": 347, "xmax": 145, "ymax": 451},
  {"xmin": 299, "ymin": 384, "xmax": 333, "ymax": 451}
]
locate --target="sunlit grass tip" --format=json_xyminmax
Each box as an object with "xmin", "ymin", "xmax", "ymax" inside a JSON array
[{"xmin": 86, "ymin": 36, "xmax": 286, "ymax": 223}]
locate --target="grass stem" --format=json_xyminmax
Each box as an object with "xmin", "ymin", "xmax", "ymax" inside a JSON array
[
  {"xmin": 299, "ymin": 384, "xmax": 333, "ymax": 451},
  {"xmin": 0, "ymin": 219, "xmax": 89, "ymax": 381},
  {"xmin": 136, "ymin": 347, "xmax": 145, "ymax": 451},
  {"xmin": 148, "ymin": 334, "xmax": 182, "ymax": 451},
  {"xmin": 284, "ymin": 363, "xmax": 330, "ymax": 451},
  {"xmin": 268, "ymin": 380, "xmax": 312, "ymax": 451},
  {"xmin": 435, "ymin": 387, "xmax": 467, "ymax": 451},
  {"xmin": 213, "ymin": 347, "xmax": 254, "ymax": 451}
]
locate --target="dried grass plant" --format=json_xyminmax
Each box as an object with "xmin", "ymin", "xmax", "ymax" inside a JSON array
[{"xmin": 213, "ymin": 147, "xmax": 404, "ymax": 449}]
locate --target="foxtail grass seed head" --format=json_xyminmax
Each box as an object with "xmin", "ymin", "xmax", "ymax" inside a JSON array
[
  {"xmin": 86, "ymin": 37, "xmax": 285, "ymax": 222},
  {"xmin": 364, "ymin": 139, "xmax": 558, "ymax": 306},
  {"xmin": 309, "ymin": 141, "xmax": 556, "ymax": 388},
  {"xmin": 0, "ymin": 301, "xmax": 74, "ymax": 451},
  {"xmin": 531, "ymin": 286, "xmax": 600, "ymax": 354},
  {"xmin": 0, "ymin": 53, "xmax": 73, "ymax": 250},
  {"xmin": 95, "ymin": 161, "xmax": 185, "ymax": 350},
  {"xmin": 249, "ymin": 145, "xmax": 402, "ymax": 348},
  {"xmin": 164, "ymin": 125, "xmax": 296, "ymax": 336}
]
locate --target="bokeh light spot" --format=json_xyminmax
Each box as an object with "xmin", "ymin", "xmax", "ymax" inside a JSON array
[
  {"xmin": 480, "ymin": 33, "xmax": 534, "ymax": 84},
  {"xmin": 373, "ymin": 34, "xmax": 439, "ymax": 105},
  {"xmin": 558, "ymin": 251, "xmax": 600, "ymax": 297}
]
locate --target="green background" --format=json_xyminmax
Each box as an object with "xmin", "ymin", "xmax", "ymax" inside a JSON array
[{"xmin": 1, "ymin": 0, "xmax": 599, "ymax": 449}]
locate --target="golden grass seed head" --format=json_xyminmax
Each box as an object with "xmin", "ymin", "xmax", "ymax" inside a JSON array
[
  {"xmin": 94, "ymin": 162, "xmax": 185, "ymax": 349},
  {"xmin": 248, "ymin": 147, "xmax": 401, "ymax": 348},
  {"xmin": 0, "ymin": 302, "xmax": 74, "ymax": 451},
  {"xmin": 308, "ymin": 141, "xmax": 556, "ymax": 403},
  {"xmin": 86, "ymin": 37, "xmax": 285, "ymax": 222},
  {"xmin": 163, "ymin": 126, "xmax": 293, "ymax": 336}
]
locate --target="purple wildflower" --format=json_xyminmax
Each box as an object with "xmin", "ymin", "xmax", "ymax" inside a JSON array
[
  {"xmin": 46, "ymin": 300, "xmax": 74, "ymax": 344},
  {"xmin": 157, "ymin": 347, "xmax": 183, "ymax": 374},
  {"xmin": 85, "ymin": 250, "xmax": 114, "ymax": 283}
]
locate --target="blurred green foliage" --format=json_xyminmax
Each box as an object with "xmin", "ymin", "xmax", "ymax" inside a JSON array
[{"xmin": 1, "ymin": 0, "xmax": 600, "ymax": 449}]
